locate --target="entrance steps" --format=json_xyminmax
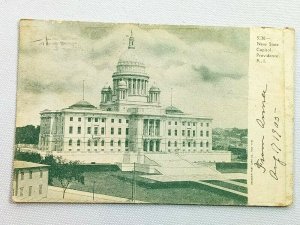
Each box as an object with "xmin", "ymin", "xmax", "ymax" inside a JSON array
[{"xmin": 144, "ymin": 153, "xmax": 220, "ymax": 176}]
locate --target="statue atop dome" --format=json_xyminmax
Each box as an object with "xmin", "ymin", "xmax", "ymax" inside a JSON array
[{"xmin": 128, "ymin": 30, "xmax": 135, "ymax": 49}]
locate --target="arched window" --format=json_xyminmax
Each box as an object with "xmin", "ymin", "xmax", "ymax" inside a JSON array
[
  {"xmin": 200, "ymin": 141, "xmax": 203, "ymax": 147},
  {"xmin": 118, "ymin": 140, "xmax": 121, "ymax": 147},
  {"xmin": 110, "ymin": 140, "xmax": 114, "ymax": 146},
  {"xmin": 101, "ymin": 140, "xmax": 105, "ymax": 146},
  {"xmin": 94, "ymin": 140, "xmax": 98, "ymax": 146},
  {"xmin": 77, "ymin": 140, "xmax": 80, "ymax": 146},
  {"xmin": 69, "ymin": 139, "xmax": 72, "ymax": 146},
  {"xmin": 206, "ymin": 141, "xmax": 209, "ymax": 147}
]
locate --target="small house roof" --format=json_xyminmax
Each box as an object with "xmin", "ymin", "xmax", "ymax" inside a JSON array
[{"xmin": 14, "ymin": 160, "xmax": 49, "ymax": 169}]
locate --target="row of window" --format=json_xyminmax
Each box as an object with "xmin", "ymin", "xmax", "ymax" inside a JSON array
[
  {"xmin": 18, "ymin": 185, "xmax": 43, "ymax": 197},
  {"xmin": 19, "ymin": 170, "xmax": 43, "ymax": 180},
  {"xmin": 168, "ymin": 129, "xmax": 209, "ymax": 137},
  {"xmin": 69, "ymin": 126, "xmax": 129, "ymax": 135},
  {"xmin": 168, "ymin": 121, "xmax": 210, "ymax": 127},
  {"xmin": 69, "ymin": 139, "xmax": 129, "ymax": 147},
  {"xmin": 69, "ymin": 148, "xmax": 126, "ymax": 152},
  {"xmin": 70, "ymin": 117, "xmax": 129, "ymax": 124},
  {"xmin": 167, "ymin": 141, "xmax": 209, "ymax": 147}
]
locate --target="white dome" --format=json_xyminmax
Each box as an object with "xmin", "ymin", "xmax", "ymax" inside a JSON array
[
  {"xmin": 118, "ymin": 48, "xmax": 144, "ymax": 66},
  {"xmin": 149, "ymin": 85, "xmax": 160, "ymax": 92},
  {"xmin": 118, "ymin": 80, "xmax": 127, "ymax": 87}
]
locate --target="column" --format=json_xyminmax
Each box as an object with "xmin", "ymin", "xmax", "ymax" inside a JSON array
[
  {"xmin": 128, "ymin": 79, "xmax": 131, "ymax": 94},
  {"xmin": 153, "ymin": 120, "xmax": 156, "ymax": 136},
  {"xmin": 148, "ymin": 119, "xmax": 150, "ymax": 136}
]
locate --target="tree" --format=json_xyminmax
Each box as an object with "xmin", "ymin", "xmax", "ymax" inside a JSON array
[
  {"xmin": 14, "ymin": 149, "xmax": 42, "ymax": 163},
  {"xmin": 15, "ymin": 125, "xmax": 40, "ymax": 144},
  {"xmin": 42, "ymin": 156, "xmax": 84, "ymax": 198}
]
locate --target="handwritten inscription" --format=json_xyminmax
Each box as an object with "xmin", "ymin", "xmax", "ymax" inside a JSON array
[
  {"xmin": 254, "ymin": 87, "xmax": 286, "ymax": 181},
  {"xmin": 269, "ymin": 108, "xmax": 286, "ymax": 180},
  {"xmin": 254, "ymin": 136, "xmax": 266, "ymax": 173},
  {"xmin": 256, "ymin": 84, "xmax": 268, "ymax": 128}
]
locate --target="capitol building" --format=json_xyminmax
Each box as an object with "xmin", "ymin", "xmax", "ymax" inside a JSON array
[{"xmin": 38, "ymin": 32, "xmax": 231, "ymax": 170}]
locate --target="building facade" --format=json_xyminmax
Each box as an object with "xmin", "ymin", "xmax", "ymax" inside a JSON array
[
  {"xmin": 12, "ymin": 161, "xmax": 49, "ymax": 201},
  {"xmin": 38, "ymin": 32, "xmax": 217, "ymax": 162}
]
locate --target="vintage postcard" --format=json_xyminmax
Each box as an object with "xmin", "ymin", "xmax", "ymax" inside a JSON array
[{"xmin": 12, "ymin": 20, "xmax": 294, "ymax": 205}]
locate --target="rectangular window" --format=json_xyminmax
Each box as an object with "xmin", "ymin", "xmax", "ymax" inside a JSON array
[
  {"xmin": 29, "ymin": 171, "xmax": 32, "ymax": 179},
  {"xmin": 193, "ymin": 130, "xmax": 196, "ymax": 137},
  {"xmin": 175, "ymin": 130, "xmax": 178, "ymax": 136},
  {"xmin": 182, "ymin": 130, "xmax": 185, "ymax": 136},
  {"xmin": 188, "ymin": 130, "xmax": 191, "ymax": 137},
  {"xmin": 168, "ymin": 129, "xmax": 171, "ymax": 136},
  {"xmin": 69, "ymin": 126, "xmax": 73, "ymax": 134},
  {"xmin": 29, "ymin": 186, "xmax": 32, "ymax": 196},
  {"xmin": 39, "ymin": 184, "xmax": 43, "ymax": 195},
  {"xmin": 88, "ymin": 117, "xmax": 92, "ymax": 122},
  {"xmin": 102, "ymin": 118, "xmax": 106, "ymax": 122},
  {"xmin": 94, "ymin": 127, "xmax": 98, "ymax": 135},
  {"xmin": 182, "ymin": 122, "xmax": 186, "ymax": 126},
  {"xmin": 40, "ymin": 170, "xmax": 43, "ymax": 178},
  {"xmin": 175, "ymin": 121, "xmax": 177, "ymax": 125},
  {"xmin": 78, "ymin": 117, "xmax": 81, "ymax": 122},
  {"xmin": 201, "ymin": 123, "xmax": 203, "ymax": 127},
  {"xmin": 21, "ymin": 172, "xmax": 24, "ymax": 180},
  {"xmin": 111, "ymin": 128, "xmax": 114, "ymax": 135},
  {"xmin": 200, "ymin": 130, "xmax": 203, "ymax": 137},
  {"xmin": 126, "ymin": 128, "xmax": 129, "ymax": 135},
  {"xmin": 119, "ymin": 119, "xmax": 122, "ymax": 123},
  {"xmin": 95, "ymin": 118, "xmax": 98, "ymax": 122},
  {"xmin": 101, "ymin": 127, "xmax": 105, "ymax": 135},
  {"xmin": 188, "ymin": 122, "xmax": 191, "ymax": 126},
  {"xmin": 193, "ymin": 122, "xmax": 196, "ymax": 126},
  {"xmin": 20, "ymin": 187, "xmax": 23, "ymax": 197},
  {"xmin": 118, "ymin": 128, "xmax": 122, "ymax": 135},
  {"xmin": 77, "ymin": 126, "xmax": 81, "ymax": 134},
  {"xmin": 126, "ymin": 119, "xmax": 129, "ymax": 124},
  {"xmin": 168, "ymin": 121, "xmax": 171, "ymax": 125},
  {"xmin": 206, "ymin": 131, "xmax": 209, "ymax": 137},
  {"xmin": 70, "ymin": 117, "xmax": 73, "ymax": 121},
  {"xmin": 111, "ymin": 119, "xmax": 114, "ymax": 123},
  {"xmin": 87, "ymin": 127, "xmax": 91, "ymax": 134},
  {"xmin": 207, "ymin": 123, "xmax": 209, "ymax": 127}
]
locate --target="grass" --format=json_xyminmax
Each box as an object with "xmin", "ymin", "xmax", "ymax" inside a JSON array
[
  {"xmin": 53, "ymin": 166, "xmax": 247, "ymax": 205},
  {"xmin": 203, "ymin": 180, "xmax": 248, "ymax": 194}
]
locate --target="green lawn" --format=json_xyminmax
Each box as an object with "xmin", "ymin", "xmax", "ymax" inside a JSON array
[
  {"xmin": 54, "ymin": 168, "xmax": 247, "ymax": 205},
  {"xmin": 203, "ymin": 180, "xmax": 248, "ymax": 193}
]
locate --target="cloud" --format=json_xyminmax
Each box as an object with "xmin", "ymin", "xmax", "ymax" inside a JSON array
[
  {"xmin": 16, "ymin": 21, "xmax": 250, "ymax": 128},
  {"xmin": 193, "ymin": 65, "xmax": 244, "ymax": 82}
]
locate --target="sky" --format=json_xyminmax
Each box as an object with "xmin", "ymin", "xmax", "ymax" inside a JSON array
[{"xmin": 16, "ymin": 20, "xmax": 249, "ymax": 128}]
